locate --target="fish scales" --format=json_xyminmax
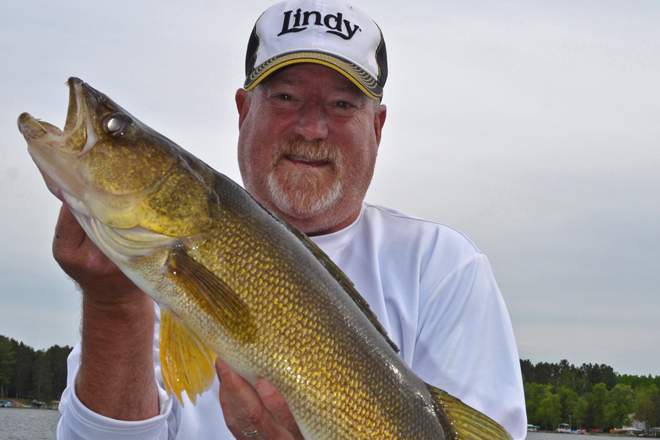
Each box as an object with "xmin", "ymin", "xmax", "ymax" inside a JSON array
[
  {"xmin": 184, "ymin": 179, "xmax": 442, "ymax": 438},
  {"xmin": 18, "ymin": 77, "xmax": 513, "ymax": 440}
]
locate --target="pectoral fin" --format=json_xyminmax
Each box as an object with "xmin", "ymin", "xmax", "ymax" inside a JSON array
[
  {"xmin": 427, "ymin": 384, "xmax": 513, "ymax": 440},
  {"xmin": 159, "ymin": 308, "xmax": 217, "ymax": 406},
  {"xmin": 165, "ymin": 248, "xmax": 256, "ymax": 343}
]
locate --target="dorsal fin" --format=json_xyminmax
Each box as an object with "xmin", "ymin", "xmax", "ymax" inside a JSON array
[{"xmin": 265, "ymin": 207, "xmax": 400, "ymax": 354}]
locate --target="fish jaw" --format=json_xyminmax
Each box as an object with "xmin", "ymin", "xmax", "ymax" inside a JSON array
[
  {"xmin": 18, "ymin": 77, "xmax": 99, "ymax": 206},
  {"xmin": 18, "ymin": 112, "xmax": 81, "ymax": 204},
  {"xmin": 19, "ymin": 78, "xmax": 162, "ymax": 230}
]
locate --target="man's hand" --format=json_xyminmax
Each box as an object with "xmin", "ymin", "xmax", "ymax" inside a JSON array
[
  {"xmin": 216, "ymin": 358, "xmax": 304, "ymax": 440},
  {"xmin": 54, "ymin": 204, "xmax": 159, "ymax": 420},
  {"xmin": 53, "ymin": 204, "xmax": 140, "ymax": 302}
]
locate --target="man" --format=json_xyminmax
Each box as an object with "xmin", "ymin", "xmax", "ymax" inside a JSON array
[{"xmin": 56, "ymin": 0, "xmax": 527, "ymax": 439}]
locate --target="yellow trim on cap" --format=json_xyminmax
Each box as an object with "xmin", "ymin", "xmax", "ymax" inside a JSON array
[{"xmin": 245, "ymin": 57, "xmax": 380, "ymax": 100}]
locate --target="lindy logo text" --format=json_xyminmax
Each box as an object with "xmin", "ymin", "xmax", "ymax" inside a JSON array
[{"xmin": 278, "ymin": 9, "xmax": 360, "ymax": 40}]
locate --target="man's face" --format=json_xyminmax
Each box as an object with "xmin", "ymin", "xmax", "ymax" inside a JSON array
[{"xmin": 236, "ymin": 64, "xmax": 386, "ymax": 235}]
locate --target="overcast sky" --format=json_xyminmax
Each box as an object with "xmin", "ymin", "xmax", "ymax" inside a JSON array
[{"xmin": 1, "ymin": 0, "xmax": 658, "ymax": 377}]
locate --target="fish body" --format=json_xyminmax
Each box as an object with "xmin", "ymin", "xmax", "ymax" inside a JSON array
[{"xmin": 18, "ymin": 78, "xmax": 512, "ymax": 440}]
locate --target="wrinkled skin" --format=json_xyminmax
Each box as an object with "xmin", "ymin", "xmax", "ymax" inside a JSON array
[{"xmin": 237, "ymin": 64, "xmax": 386, "ymax": 235}]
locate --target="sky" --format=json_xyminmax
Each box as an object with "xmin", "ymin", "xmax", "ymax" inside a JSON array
[{"xmin": 1, "ymin": 0, "xmax": 658, "ymax": 377}]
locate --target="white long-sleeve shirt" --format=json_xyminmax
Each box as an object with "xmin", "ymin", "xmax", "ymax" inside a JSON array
[{"xmin": 58, "ymin": 203, "xmax": 527, "ymax": 439}]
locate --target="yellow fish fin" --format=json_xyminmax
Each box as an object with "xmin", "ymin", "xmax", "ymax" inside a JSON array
[
  {"xmin": 427, "ymin": 384, "xmax": 513, "ymax": 440},
  {"xmin": 165, "ymin": 248, "xmax": 257, "ymax": 343},
  {"xmin": 159, "ymin": 308, "xmax": 217, "ymax": 406}
]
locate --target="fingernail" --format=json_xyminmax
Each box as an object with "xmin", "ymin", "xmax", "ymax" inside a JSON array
[
  {"xmin": 255, "ymin": 378, "xmax": 275, "ymax": 397},
  {"xmin": 215, "ymin": 358, "xmax": 228, "ymax": 375}
]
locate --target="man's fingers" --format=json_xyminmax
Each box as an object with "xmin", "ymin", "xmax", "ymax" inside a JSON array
[
  {"xmin": 255, "ymin": 378, "xmax": 303, "ymax": 439},
  {"xmin": 53, "ymin": 203, "xmax": 102, "ymax": 268},
  {"xmin": 53, "ymin": 204, "xmax": 86, "ymax": 252},
  {"xmin": 216, "ymin": 359, "xmax": 266, "ymax": 438},
  {"xmin": 216, "ymin": 358, "xmax": 296, "ymax": 440},
  {"xmin": 219, "ymin": 392, "xmax": 263, "ymax": 439},
  {"xmin": 52, "ymin": 203, "xmax": 142, "ymax": 303}
]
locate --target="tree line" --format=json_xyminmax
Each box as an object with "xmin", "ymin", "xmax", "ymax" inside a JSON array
[
  {"xmin": 0, "ymin": 335, "xmax": 73, "ymax": 402},
  {"xmin": 4, "ymin": 334, "xmax": 660, "ymax": 428},
  {"xmin": 522, "ymin": 359, "xmax": 660, "ymax": 432}
]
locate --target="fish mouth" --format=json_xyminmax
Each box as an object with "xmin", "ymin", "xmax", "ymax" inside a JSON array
[
  {"xmin": 62, "ymin": 77, "xmax": 99, "ymax": 155},
  {"xmin": 17, "ymin": 77, "xmax": 97, "ymax": 214}
]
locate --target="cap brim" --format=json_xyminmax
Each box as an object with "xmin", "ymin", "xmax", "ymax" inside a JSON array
[{"xmin": 244, "ymin": 52, "xmax": 383, "ymax": 100}]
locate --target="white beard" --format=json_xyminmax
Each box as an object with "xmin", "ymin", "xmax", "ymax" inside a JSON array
[{"xmin": 266, "ymin": 136, "xmax": 343, "ymax": 218}]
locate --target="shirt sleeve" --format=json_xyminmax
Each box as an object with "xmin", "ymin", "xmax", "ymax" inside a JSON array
[
  {"xmin": 412, "ymin": 252, "xmax": 528, "ymax": 440},
  {"xmin": 57, "ymin": 312, "xmax": 182, "ymax": 439}
]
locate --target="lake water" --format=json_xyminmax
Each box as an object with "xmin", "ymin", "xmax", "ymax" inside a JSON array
[
  {"xmin": 0, "ymin": 409, "xmax": 59, "ymax": 440},
  {"xmin": 527, "ymin": 433, "xmax": 598, "ymax": 439},
  {"xmin": 0, "ymin": 412, "xmax": 600, "ymax": 440}
]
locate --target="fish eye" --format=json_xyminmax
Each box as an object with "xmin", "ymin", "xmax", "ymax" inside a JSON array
[{"xmin": 103, "ymin": 113, "xmax": 132, "ymax": 137}]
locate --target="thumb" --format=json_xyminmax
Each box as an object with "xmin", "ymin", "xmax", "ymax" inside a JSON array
[
  {"xmin": 52, "ymin": 203, "xmax": 116, "ymax": 277},
  {"xmin": 53, "ymin": 204, "xmax": 87, "ymax": 256}
]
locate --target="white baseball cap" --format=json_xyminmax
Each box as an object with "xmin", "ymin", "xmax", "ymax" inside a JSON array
[{"xmin": 244, "ymin": 0, "xmax": 388, "ymax": 100}]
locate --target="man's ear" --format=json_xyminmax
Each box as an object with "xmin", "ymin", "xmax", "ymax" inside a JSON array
[
  {"xmin": 374, "ymin": 104, "xmax": 387, "ymax": 146},
  {"xmin": 236, "ymin": 89, "xmax": 250, "ymax": 129}
]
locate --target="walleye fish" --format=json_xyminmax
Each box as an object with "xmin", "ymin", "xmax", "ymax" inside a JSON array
[{"xmin": 18, "ymin": 78, "xmax": 512, "ymax": 440}]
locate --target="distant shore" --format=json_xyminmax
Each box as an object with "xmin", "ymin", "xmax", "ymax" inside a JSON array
[{"xmin": 0, "ymin": 398, "xmax": 59, "ymax": 410}]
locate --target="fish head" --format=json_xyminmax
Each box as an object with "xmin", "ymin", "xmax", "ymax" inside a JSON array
[{"xmin": 18, "ymin": 77, "xmax": 180, "ymax": 230}]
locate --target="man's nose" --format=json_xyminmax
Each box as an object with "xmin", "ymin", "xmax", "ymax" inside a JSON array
[{"xmin": 294, "ymin": 103, "xmax": 328, "ymax": 141}]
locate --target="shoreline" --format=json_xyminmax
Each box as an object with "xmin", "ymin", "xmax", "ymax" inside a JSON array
[{"xmin": 0, "ymin": 399, "xmax": 59, "ymax": 410}]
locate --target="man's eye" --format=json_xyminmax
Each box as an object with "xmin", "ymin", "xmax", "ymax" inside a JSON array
[
  {"xmin": 335, "ymin": 101, "xmax": 352, "ymax": 109},
  {"xmin": 277, "ymin": 94, "xmax": 293, "ymax": 101}
]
